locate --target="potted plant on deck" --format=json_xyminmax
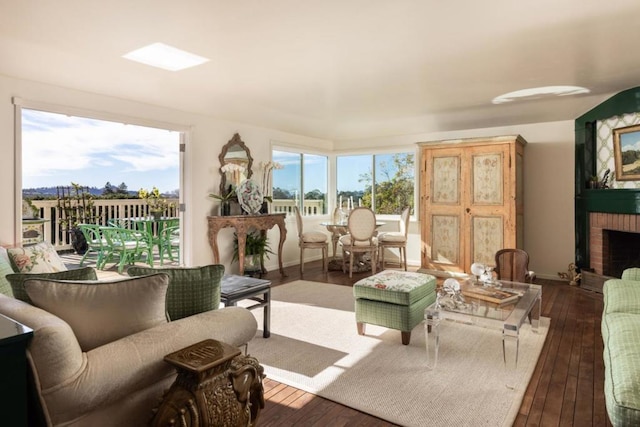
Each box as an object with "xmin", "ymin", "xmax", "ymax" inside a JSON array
[
  {"xmin": 57, "ymin": 183, "xmax": 100, "ymax": 254},
  {"xmin": 139, "ymin": 187, "xmax": 173, "ymax": 220},
  {"xmin": 232, "ymin": 230, "xmax": 274, "ymax": 276}
]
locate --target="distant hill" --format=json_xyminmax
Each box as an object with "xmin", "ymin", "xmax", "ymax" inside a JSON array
[{"xmin": 23, "ymin": 187, "xmax": 138, "ymax": 198}]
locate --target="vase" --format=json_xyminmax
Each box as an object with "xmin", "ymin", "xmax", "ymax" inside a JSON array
[
  {"xmin": 259, "ymin": 201, "xmax": 269, "ymax": 214},
  {"xmin": 221, "ymin": 201, "xmax": 231, "ymax": 216},
  {"xmin": 152, "ymin": 211, "xmax": 162, "ymax": 220}
]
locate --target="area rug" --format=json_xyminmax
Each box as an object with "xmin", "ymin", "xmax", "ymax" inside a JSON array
[{"xmin": 246, "ymin": 280, "xmax": 550, "ymax": 427}]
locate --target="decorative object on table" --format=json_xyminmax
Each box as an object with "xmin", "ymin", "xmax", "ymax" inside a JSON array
[
  {"xmin": 470, "ymin": 262, "xmax": 497, "ymax": 285},
  {"xmin": 150, "ymin": 339, "xmax": 265, "ymax": 427},
  {"xmin": 57, "ymin": 183, "xmax": 101, "ymax": 254},
  {"xmin": 236, "ymin": 179, "xmax": 264, "ymax": 215},
  {"xmin": 257, "ymin": 161, "xmax": 283, "ymax": 206},
  {"xmin": 460, "ymin": 281, "xmax": 521, "ymax": 305},
  {"xmin": 557, "ymin": 262, "xmax": 581, "ymax": 286},
  {"xmin": 436, "ymin": 278, "xmax": 468, "ymax": 310},
  {"xmin": 138, "ymin": 186, "xmax": 173, "ymax": 220},
  {"xmin": 222, "ymin": 163, "xmax": 246, "ymax": 187},
  {"xmin": 209, "ymin": 185, "xmax": 238, "ymax": 216}
]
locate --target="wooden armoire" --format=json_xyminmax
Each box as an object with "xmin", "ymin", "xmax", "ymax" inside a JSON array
[{"xmin": 418, "ymin": 135, "xmax": 526, "ymax": 275}]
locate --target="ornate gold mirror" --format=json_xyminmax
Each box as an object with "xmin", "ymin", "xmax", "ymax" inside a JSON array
[{"xmin": 219, "ymin": 133, "xmax": 253, "ymax": 195}]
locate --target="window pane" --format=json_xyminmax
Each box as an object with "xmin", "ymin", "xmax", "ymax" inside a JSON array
[
  {"xmin": 337, "ymin": 155, "xmax": 372, "ymax": 210},
  {"xmin": 272, "ymin": 151, "xmax": 301, "ymax": 214},
  {"xmin": 374, "ymin": 153, "xmax": 415, "ymax": 215},
  {"xmin": 303, "ymin": 154, "xmax": 328, "ymax": 215}
]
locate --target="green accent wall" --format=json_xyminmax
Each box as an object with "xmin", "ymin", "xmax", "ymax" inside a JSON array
[{"xmin": 575, "ymin": 86, "xmax": 640, "ymax": 269}]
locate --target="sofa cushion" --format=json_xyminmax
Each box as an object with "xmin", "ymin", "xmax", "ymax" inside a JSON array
[
  {"xmin": 603, "ymin": 279, "xmax": 640, "ymax": 315},
  {"xmin": 602, "ymin": 311, "xmax": 640, "ymax": 426},
  {"xmin": 127, "ymin": 264, "xmax": 224, "ymax": 320},
  {"xmin": 24, "ymin": 273, "xmax": 169, "ymax": 351},
  {"xmin": 353, "ymin": 270, "xmax": 437, "ymax": 305},
  {"xmin": 7, "ymin": 241, "xmax": 67, "ymax": 273},
  {"xmin": 0, "ymin": 253, "xmax": 14, "ymax": 297},
  {"xmin": 6, "ymin": 266, "xmax": 98, "ymax": 304}
]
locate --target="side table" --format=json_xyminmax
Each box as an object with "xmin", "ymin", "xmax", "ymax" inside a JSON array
[
  {"xmin": 150, "ymin": 339, "xmax": 265, "ymax": 427},
  {"xmin": 221, "ymin": 274, "xmax": 271, "ymax": 338},
  {"xmin": 0, "ymin": 313, "xmax": 33, "ymax": 426}
]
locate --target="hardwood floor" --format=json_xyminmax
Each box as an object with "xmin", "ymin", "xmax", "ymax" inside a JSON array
[{"xmin": 258, "ymin": 261, "xmax": 612, "ymax": 427}]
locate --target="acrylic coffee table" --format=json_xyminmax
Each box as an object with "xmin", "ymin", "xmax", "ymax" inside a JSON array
[{"xmin": 424, "ymin": 279, "xmax": 542, "ymax": 379}]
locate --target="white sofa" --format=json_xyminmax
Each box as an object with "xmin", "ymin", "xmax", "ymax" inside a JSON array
[{"xmin": 0, "ymin": 282, "xmax": 257, "ymax": 426}]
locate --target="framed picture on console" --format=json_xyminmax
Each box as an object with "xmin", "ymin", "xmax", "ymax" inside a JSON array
[{"xmin": 613, "ymin": 124, "xmax": 640, "ymax": 181}]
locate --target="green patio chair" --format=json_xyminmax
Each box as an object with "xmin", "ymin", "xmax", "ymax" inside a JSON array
[
  {"xmin": 159, "ymin": 225, "xmax": 180, "ymax": 265},
  {"xmin": 100, "ymin": 226, "xmax": 151, "ymax": 273},
  {"xmin": 78, "ymin": 224, "xmax": 109, "ymax": 270}
]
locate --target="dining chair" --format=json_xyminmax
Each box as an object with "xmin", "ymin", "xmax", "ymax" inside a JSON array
[
  {"xmin": 377, "ymin": 206, "xmax": 410, "ymax": 271},
  {"xmin": 294, "ymin": 206, "xmax": 328, "ymax": 273},
  {"xmin": 494, "ymin": 248, "xmax": 536, "ymax": 283},
  {"xmin": 339, "ymin": 207, "xmax": 378, "ymax": 278},
  {"xmin": 100, "ymin": 226, "xmax": 151, "ymax": 273},
  {"xmin": 78, "ymin": 224, "xmax": 109, "ymax": 270}
]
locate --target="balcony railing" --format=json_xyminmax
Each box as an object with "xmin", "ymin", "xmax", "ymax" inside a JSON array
[
  {"xmin": 30, "ymin": 199, "xmax": 179, "ymax": 250},
  {"xmin": 29, "ymin": 198, "xmax": 326, "ymax": 250}
]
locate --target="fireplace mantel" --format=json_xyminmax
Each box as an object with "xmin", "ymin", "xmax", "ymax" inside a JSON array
[{"xmin": 582, "ymin": 189, "xmax": 640, "ymax": 214}]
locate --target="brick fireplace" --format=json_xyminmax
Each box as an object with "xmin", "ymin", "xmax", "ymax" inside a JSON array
[{"xmin": 589, "ymin": 212, "xmax": 640, "ymax": 277}]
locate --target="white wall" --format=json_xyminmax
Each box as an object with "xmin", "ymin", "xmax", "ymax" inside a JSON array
[
  {"xmin": 0, "ymin": 73, "xmax": 575, "ymax": 278},
  {"xmin": 335, "ymin": 121, "xmax": 575, "ymax": 279},
  {"xmin": 0, "ymin": 74, "xmax": 331, "ymax": 273}
]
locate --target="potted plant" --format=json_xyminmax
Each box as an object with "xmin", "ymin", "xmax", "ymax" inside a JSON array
[
  {"xmin": 57, "ymin": 183, "xmax": 101, "ymax": 254},
  {"xmin": 139, "ymin": 187, "xmax": 173, "ymax": 219},
  {"xmin": 209, "ymin": 185, "xmax": 238, "ymax": 216},
  {"xmin": 232, "ymin": 230, "xmax": 274, "ymax": 276}
]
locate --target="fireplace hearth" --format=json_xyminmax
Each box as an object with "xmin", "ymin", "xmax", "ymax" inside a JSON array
[{"xmin": 589, "ymin": 212, "xmax": 640, "ymax": 277}]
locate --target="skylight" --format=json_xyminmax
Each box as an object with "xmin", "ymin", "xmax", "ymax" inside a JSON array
[
  {"xmin": 123, "ymin": 43, "xmax": 209, "ymax": 71},
  {"xmin": 492, "ymin": 86, "xmax": 590, "ymax": 104}
]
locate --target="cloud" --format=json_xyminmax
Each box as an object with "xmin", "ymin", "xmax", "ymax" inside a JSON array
[{"xmin": 22, "ymin": 110, "xmax": 179, "ymax": 183}]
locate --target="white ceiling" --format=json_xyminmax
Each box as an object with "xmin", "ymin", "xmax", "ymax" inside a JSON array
[{"xmin": 2, "ymin": 0, "xmax": 640, "ymax": 140}]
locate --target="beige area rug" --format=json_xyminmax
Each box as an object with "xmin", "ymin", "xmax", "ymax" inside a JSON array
[{"xmin": 246, "ymin": 280, "xmax": 550, "ymax": 427}]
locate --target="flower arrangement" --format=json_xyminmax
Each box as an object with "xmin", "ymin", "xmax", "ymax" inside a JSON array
[
  {"xmin": 138, "ymin": 187, "xmax": 173, "ymax": 214},
  {"xmin": 221, "ymin": 163, "xmax": 246, "ymax": 187},
  {"xmin": 258, "ymin": 161, "xmax": 283, "ymax": 200}
]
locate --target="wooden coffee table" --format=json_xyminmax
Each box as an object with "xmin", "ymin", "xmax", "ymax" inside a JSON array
[{"xmin": 221, "ymin": 274, "xmax": 271, "ymax": 338}]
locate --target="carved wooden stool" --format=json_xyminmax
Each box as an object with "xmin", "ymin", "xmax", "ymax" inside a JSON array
[{"xmin": 150, "ymin": 339, "xmax": 265, "ymax": 427}]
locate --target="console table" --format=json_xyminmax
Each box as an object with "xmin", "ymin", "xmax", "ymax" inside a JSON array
[{"xmin": 207, "ymin": 213, "xmax": 287, "ymax": 277}]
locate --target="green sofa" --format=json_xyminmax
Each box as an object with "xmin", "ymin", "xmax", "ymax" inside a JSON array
[{"xmin": 602, "ymin": 267, "xmax": 640, "ymax": 426}]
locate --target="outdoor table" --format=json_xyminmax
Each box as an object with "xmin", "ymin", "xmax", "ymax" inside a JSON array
[{"xmin": 128, "ymin": 216, "xmax": 179, "ymax": 254}]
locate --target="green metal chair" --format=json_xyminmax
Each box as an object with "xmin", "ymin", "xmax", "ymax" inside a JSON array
[
  {"xmin": 158, "ymin": 225, "xmax": 180, "ymax": 265},
  {"xmin": 78, "ymin": 224, "xmax": 109, "ymax": 270},
  {"xmin": 100, "ymin": 226, "xmax": 151, "ymax": 273}
]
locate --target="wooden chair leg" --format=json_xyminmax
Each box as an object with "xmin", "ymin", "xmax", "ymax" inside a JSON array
[
  {"xmin": 371, "ymin": 249, "xmax": 377, "ymax": 275},
  {"xmin": 300, "ymin": 246, "xmax": 304, "ymax": 274},
  {"xmin": 401, "ymin": 331, "xmax": 411, "ymax": 345},
  {"xmin": 380, "ymin": 246, "xmax": 385, "ymax": 270},
  {"xmin": 349, "ymin": 252, "xmax": 354, "ymax": 278},
  {"xmin": 357, "ymin": 322, "xmax": 366, "ymax": 335},
  {"xmin": 402, "ymin": 246, "xmax": 407, "ymax": 271}
]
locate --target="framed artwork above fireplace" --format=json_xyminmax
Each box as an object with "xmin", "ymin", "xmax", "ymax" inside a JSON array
[{"xmin": 613, "ymin": 124, "xmax": 640, "ymax": 181}]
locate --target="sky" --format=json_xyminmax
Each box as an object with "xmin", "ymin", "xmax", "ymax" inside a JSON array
[
  {"xmin": 21, "ymin": 109, "xmax": 180, "ymax": 193},
  {"xmin": 620, "ymin": 130, "xmax": 640, "ymax": 151}
]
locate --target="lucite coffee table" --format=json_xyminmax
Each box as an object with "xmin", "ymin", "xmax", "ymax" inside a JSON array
[{"xmin": 424, "ymin": 279, "xmax": 542, "ymax": 379}]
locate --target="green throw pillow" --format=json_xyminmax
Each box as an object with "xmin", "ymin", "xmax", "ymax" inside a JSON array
[
  {"xmin": 6, "ymin": 266, "xmax": 98, "ymax": 303},
  {"xmin": 127, "ymin": 264, "xmax": 224, "ymax": 321}
]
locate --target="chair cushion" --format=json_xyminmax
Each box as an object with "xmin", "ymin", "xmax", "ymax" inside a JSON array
[
  {"xmin": 6, "ymin": 266, "xmax": 98, "ymax": 303},
  {"xmin": 128, "ymin": 264, "xmax": 224, "ymax": 321},
  {"xmin": 353, "ymin": 270, "xmax": 437, "ymax": 306},
  {"xmin": 378, "ymin": 232, "xmax": 407, "ymax": 243},
  {"xmin": 24, "ymin": 273, "xmax": 169, "ymax": 351},
  {"xmin": 339, "ymin": 235, "xmax": 378, "ymax": 246},
  {"xmin": 8, "ymin": 242, "xmax": 67, "ymax": 273},
  {"xmin": 301, "ymin": 231, "xmax": 327, "ymax": 243}
]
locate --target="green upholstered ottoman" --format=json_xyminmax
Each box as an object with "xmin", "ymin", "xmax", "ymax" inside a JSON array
[{"xmin": 353, "ymin": 270, "xmax": 437, "ymax": 345}]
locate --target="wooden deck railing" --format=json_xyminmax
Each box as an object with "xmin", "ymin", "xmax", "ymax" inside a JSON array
[{"xmin": 29, "ymin": 198, "xmax": 326, "ymax": 250}]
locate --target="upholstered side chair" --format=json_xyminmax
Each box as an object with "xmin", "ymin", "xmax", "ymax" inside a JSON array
[
  {"xmin": 294, "ymin": 206, "xmax": 328, "ymax": 273},
  {"xmin": 378, "ymin": 206, "xmax": 410, "ymax": 271},
  {"xmin": 494, "ymin": 248, "xmax": 536, "ymax": 283},
  {"xmin": 339, "ymin": 207, "xmax": 378, "ymax": 278}
]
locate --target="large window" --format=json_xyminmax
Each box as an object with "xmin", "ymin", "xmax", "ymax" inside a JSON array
[
  {"xmin": 272, "ymin": 149, "xmax": 328, "ymax": 215},
  {"xmin": 336, "ymin": 152, "xmax": 414, "ymax": 215}
]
